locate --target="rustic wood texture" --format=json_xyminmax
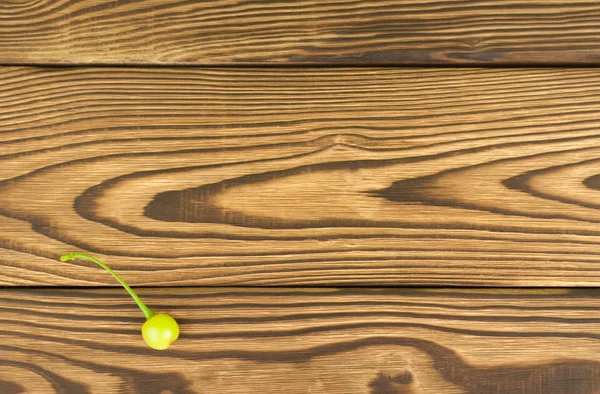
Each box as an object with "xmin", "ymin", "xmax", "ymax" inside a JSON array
[
  {"xmin": 1, "ymin": 287, "xmax": 599, "ymax": 393},
  {"xmin": 4, "ymin": 0, "xmax": 600, "ymax": 65},
  {"xmin": 2, "ymin": 66, "xmax": 600, "ymax": 287}
]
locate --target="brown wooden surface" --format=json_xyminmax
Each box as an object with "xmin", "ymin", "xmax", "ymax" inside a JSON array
[
  {"xmin": 2, "ymin": 66, "xmax": 600, "ymax": 287},
  {"xmin": 1, "ymin": 287, "xmax": 599, "ymax": 393},
  {"xmin": 4, "ymin": 2, "xmax": 600, "ymax": 390},
  {"xmin": 4, "ymin": 0, "xmax": 600, "ymax": 65}
]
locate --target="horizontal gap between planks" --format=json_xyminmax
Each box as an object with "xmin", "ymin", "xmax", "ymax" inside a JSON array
[
  {"xmin": 2, "ymin": 62, "xmax": 600, "ymax": 69},
  {"xmin": 3, "ymin": 285, "xmax": 600, "ymax": 291}
]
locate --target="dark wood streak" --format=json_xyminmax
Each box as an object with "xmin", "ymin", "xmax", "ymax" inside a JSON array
[
  {"xmin": 0, "ymin": 360, "xmax": 89, "ymax": 394},
  {"xmin": 584, "ymin": 174, "xmax": 600, "ymax": 190},
  {"xmin": 0, "ymin": 380, "xmax": 26, "ymax": 394},
  {"xmin": 0, "ymin": 345, "xmax": 195, "ymax": 394},
  {"xmin": 370, "ymin": 372, "xmax": 417, "ymax": 394},
  {"xmin": 98, "ymin": 138, "xmax": 599, "ymax": 230},
  {"xmin": 144, "ymin": 146, "xmax": 600, "ymax": 232},
  {"xmin": 369, "ymin": 350, "xmax": 600, "ymax": 394},
  {"xmin": 378, "ymin": 150, "xmax": 600, "ymax": 221},
  {"xmin": 503, "ymin": 157, "xmax": 600, "ymax": 210}
]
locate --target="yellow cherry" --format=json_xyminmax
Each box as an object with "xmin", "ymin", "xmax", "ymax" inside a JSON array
[{"xmin": 142, "ymin": 313, "xmax": 180, "ymax": 350}]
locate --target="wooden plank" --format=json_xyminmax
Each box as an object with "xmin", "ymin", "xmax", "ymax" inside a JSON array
[
  {"xmin": 1, "ymin": 287, "xmax": 600, "ymax": 393},
  {"xmin": 3, "ymin": 1, "xmax": 600, "ymax": 65},
  {"xmin": 2, "ymin": 66, "xmax": 600, "ymax": 287}
]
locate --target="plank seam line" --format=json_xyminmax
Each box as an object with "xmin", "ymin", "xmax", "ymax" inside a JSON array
[
  {"xmin": 1, "ymin": 62, "xmax": 600, "ymax": 69},
  {"xmin": 3, "ymin": 285, "xmax": 600, "ymax": 290}
]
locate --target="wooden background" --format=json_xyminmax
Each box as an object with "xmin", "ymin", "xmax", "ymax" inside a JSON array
[
  {"xmin": 3, "ymin": 0, "xmax": 600, "ymax": 65},
  {"xmin": 2, "ymin": 1, "xmax": 600, "ymax": 393}
]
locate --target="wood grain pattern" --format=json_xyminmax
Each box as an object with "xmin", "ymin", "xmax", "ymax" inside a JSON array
[
  {"xmin": 4, "ymin": 0, "xmax": 600, "ymax": 65},
  {"xmin": 1, "ymin": 287, "xmax": 600, "ymax": 393},
  {"xmin": 2, "ymin": 66, "xmax": 600, "ymax": 287}
]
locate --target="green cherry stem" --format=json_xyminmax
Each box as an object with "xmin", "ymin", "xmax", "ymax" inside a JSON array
[{"xmin": 60, "ymin": 253, "xmax": 154, "ymax": 319}]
